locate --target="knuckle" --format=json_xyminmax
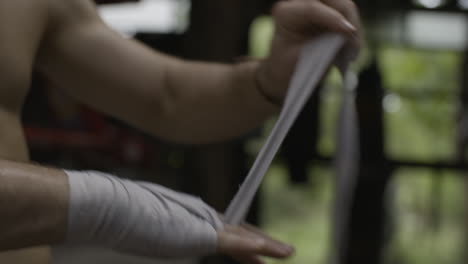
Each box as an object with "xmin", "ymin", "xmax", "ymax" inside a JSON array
[
  {"xmin": 272, "ymin": 1, "xmax": 290, "ymax": 16},
  {"xmin": 344, "ymin": 0, "xmax": 357, "ymax": 9},
  {"xmin": 255, "ymin": 239, "xmax": 267, "ymax": 251},
  {"xmin": 306, "ymin": 0, "xmax": 322, "ymax": 9},
  {"xmin": 333, "ymin": 0, "xmax": 359, "ymax": 22},
  {"xmin": 303, "ymin": 1, "xmax": 329, "ymax": 20},
  {"xmin": 330, "ymin": 0, "xmax": 355, "ymax": 14},
  {"xmin": 336, "ymin": 2, "xmax": 349, "ymax": 13}
]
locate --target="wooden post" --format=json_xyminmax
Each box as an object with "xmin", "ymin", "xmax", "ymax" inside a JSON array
[{"xmin": 179, "ymin": 1, "xmax": 268, "ymax": 263}]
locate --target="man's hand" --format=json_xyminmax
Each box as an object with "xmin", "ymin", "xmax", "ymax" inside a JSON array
[
  {"xmin": 66, "ymin": 170, "xmax": 294, "ymax": 261},
  {"xmin": 0, "ymin": 160, "xmax": 294, "ymax": 263},
  {"xmin": 258, "ymin": 0, "xmax": 362, "ymax": 102},
  {"xmin": 219, "ymin": 224, "xmax": 294, "ymax": 264}
]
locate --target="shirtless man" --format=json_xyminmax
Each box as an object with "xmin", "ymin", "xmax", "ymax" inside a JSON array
[{"xmin": 0, "ymin": 0, "xmax": 360, "ymax": 263}]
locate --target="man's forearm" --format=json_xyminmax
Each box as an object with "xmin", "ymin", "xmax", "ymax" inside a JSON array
[
  {"xmin": 0, "ymin": 160, "xmax": 293, "ymax": 260},
  {"xmin": 0, "ymin": 160, "xmax": 68, "ymax": 250},
  {"xmin": 0, "ymin": 159, "xmax": 222, "ymax": 257},
  {"xmin": 151, "ymin": 59, "xmax": 278, "ymax": 144}
]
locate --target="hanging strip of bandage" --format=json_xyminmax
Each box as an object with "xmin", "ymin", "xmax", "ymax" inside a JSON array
[
  {"xmin": 225, "ymin": 33, "xmax": 359, "ymax": 225},
  {"xmin": 330, "ymin": 67, "xmax": 359, "ymax": 264}
]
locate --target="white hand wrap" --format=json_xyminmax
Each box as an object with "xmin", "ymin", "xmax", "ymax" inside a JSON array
[{"xmin": 65, "ymin": 170, "xmax": 223, "ymax": 258}]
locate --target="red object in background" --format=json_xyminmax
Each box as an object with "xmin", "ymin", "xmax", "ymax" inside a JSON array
[
  {"xmin": 24, "ymin": 126, "xmax": 115, "ymax": 149},
  {"xmin": 24, "ymin": 118, "xmax": 155, "ymax": 167}
]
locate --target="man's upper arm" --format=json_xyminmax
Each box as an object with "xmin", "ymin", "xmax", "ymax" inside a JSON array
[
  {"xmin": 38, "ymin": 3, "xmax": 174, "ymax": 135},
  {"xmin": 36, "ymin": 0, "xmax": 274, "ymax": 144}
]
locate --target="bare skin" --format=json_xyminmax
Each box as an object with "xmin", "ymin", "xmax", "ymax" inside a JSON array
[
  {"xmin": 0, "ymin": 0, "xmax": 54, "ymax": 261},
  {"xmin": 0, "ymin": 0, "xmax": 361, "ymax": 263}
]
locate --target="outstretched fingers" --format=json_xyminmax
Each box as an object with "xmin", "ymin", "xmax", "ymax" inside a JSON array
[
  {"xmin": 273, "ymin": 0, "xmax": 357, "ymax": 38},
  {"xmin": 217, "ymin": 224, "xmax": 294, "ymax": 260}
]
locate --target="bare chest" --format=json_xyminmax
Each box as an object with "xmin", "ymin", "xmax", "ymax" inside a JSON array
[
  {"xmin": 0, "ymin": 75, "xmax": 30, "ymax": 113},
  {"xmin": 0, "ymin": 104, "xmax": 29, "ymax": 162}
]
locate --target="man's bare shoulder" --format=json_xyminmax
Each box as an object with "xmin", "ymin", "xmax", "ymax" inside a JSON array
[
  {"xmin": 0, "ymin": 0, "xmax": 51, "ymax": 114},
  {"xmin": 47, "ymin": 0, "xmax": 100, "ymax": 27},
  {"xmin": 0, "ymin": 0, "xmax": 99, "ymax": 111}
]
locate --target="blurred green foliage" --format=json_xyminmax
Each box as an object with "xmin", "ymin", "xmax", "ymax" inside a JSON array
[
  {"xmin": 249, "ymin": 16, "xmax": 467, "ymax": 264},
  {"xmin": 380, "ymin": 47, "xmax": 459, "ymax": 161}
]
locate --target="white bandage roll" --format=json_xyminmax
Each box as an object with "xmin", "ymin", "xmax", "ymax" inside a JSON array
[{"xmin": 65, "ymin": 170, "xmax": 223, "ymax": 258}]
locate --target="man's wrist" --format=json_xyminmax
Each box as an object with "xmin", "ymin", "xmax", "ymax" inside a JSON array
[
  {"xmin": 234, "ymin": 59, "xmax": 282, "ymax": 110},
  {"xmin": 65, "ymin": 170, "xmax": 222, "ymax": 258},
  {"xmin": 254, "ymin": 61, "xmax": 283, "ymax": 107}
]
